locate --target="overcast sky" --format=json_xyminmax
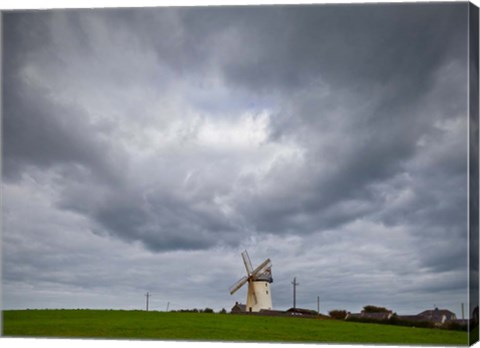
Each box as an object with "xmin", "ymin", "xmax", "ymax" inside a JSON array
[{"xmin": 1, "ymin": 2, "xmax": 472, "ymax": 317}]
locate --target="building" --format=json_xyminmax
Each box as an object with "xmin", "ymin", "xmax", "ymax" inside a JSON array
[
  {"xmin": 286, "ymin": 307, "xmax": 319, "ymax": 316},
  {"xmin": 345, "ymin": 309, "xmax": 393, "ymax": 321},
  {"xmin": 396, "ymin": 315, "xmax": 430, "ymax": 323},
  {"xmin": 416, "ymin": 308, "xmax": 457, "ymax": 324},
  {"xmin": 231, "ymin": 302, "xmax": 246, "ymax": 313}
]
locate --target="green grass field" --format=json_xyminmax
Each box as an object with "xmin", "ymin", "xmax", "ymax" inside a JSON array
[{"xmin": 2, "ymin": 309, "xmax": 469, "ymax": 345}]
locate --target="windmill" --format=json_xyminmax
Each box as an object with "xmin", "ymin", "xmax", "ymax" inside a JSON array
[{"xmin": 229, "ymin": 250, "xmax": 273, "ymax": 312}]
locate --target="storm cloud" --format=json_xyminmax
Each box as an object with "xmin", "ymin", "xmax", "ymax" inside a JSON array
[{"xmin": 2, "ymin": 3, "xmax": 472, "ymax": 315}]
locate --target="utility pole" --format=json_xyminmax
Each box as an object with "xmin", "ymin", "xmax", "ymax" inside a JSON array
[
  {"xmin": 145, "ymin": 292, "xmax": 150, "ymax": 311},
  {"xmin": 166, "ymin": 302, "xmax": 170, "ymax": 312},
  {"xmin": 462, "ymin": 303, "xmax": 465, "ymax": 320},
  {"xmin": 317, "ymin": 296, "xmax": 320, "ymax": 315},
  {"xmin": 291, "ymin": 277, "xmax": 299, "ymax": 309}
]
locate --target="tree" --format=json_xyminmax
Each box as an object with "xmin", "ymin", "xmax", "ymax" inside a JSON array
[
  {"xmin": 363, "ymin": 305, "xmax": 389, "ymax": 313},
  {"xmin": 329, "ymin": 310, "xmax": 347, "ymax": 320}
]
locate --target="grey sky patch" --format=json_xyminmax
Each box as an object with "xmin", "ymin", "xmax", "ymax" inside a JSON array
[{"xmin": 2, "ymin": 3, "xmax": 471, "ymax": 316}]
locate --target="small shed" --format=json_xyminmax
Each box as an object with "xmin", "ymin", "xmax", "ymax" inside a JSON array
[{"xmin": 231, "ymin": 302, "xmax": 246, "ymax": 313}]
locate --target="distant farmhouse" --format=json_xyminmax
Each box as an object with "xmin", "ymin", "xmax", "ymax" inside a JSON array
[
  {"xmin": 344, "ymin": 306, "xmax": 462, "ymax": 328},
  {"xmin": 346, "ymin": 306, "xmax": 394, "ymax": 321},
  {"xmin": 416, "ymin": 308, "xmax": 457, "ymax": 324},
  {"xmin": 398, "ymin": 307, "xmax": 457, "ymax": 326}
]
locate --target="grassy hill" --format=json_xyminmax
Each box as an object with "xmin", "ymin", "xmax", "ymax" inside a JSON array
[{"xmin": 2, "ymin": 309, "xmax": 469, "ymax": 345}]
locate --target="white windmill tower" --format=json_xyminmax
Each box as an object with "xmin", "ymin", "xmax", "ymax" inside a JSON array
[{"xmin": 229, "ymin": 250, "xmax": 273, "ymax": 312}]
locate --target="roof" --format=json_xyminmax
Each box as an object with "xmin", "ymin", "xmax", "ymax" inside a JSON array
[
  {"xmin": 287, "ymin": 308, "xmax": 318, "ymax": 316},
  {"xmin": 253, "ymin": 268, "xmax": 273, "ymax": 283},
  {"xmin": 418, "ymin": 309, "xmax": 455, "ymax": 316},
  {"xmin": 231, "ymin": 303, "xmax": 246, "ymax": 312},
  {"xmin": 417, "ymin": 308, "xmax": 456, "ymax": 323},
  {"xmin": 361, "ymin": 312, "xmax": 392, "ymax": 320},
  {"xmin": 346, "ymin": 311, "xmax": 392, "ymax": 321},
  {"xmin": 418, "ymin": 309, "xmax": 455, "ymax": 317},
  {"xmin": 345, "ymin": 313, "xmax": 363, "ymax": 319},
  {"xmin": 397, "ymin": 315, "xmax": 429, "ymax": 322}
]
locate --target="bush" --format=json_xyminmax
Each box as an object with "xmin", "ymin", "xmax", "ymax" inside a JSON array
[
  {"xmin": 203, "ymin": 308, "xmax": 214, "ymax": 313},
  {"xmin": 329, "ymin": 310, "xmax": 347, "ymax": 320},
  {"xmin": 346, "ymin": 314, "xmax": 436, "ymax": 329},
  {"xmin": 219, "ymin": 308, "xmax": 227, "ymax": 314},
  {"xmin": 175, "ymin": 308, "xmax": 200, "ymax": 313},
  {"xmin": 443, "ymin": 321, "xmax": 468, "ymax": 331},
  {"xmin": 363, "ymin": 305, "xmax": 389, "ymax": 313}
]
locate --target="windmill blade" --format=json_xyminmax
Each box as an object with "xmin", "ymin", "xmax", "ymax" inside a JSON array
[
  {"xmin": 252, "ymin": 287, "xmax": 258, "ymax": 304},
  {"xmin": 246, "ymin": 279, "xmax": 258, "ymax": 305},
  {"xmin": 250, "ymin": 258, "xmax": 272, "ymax": 278},
  {"xmin": 241, "ymin": 250, "xmax": 253, "ymax": 275},
  {"xmin": 229, "ymin": 276, "xmax": 248, "ymax": 295}
]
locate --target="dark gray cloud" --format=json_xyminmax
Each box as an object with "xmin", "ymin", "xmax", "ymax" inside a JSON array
[{"xmin": 2, "ymin": 3, "xmax": 471, "ymax": 316}]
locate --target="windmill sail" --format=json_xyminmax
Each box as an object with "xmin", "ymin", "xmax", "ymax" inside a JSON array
[
  {"xmin": 250, "ymin": 258, "xmax": 271, "ymax": 278},
  {"xmin": 241, "ymin": 250, "xmax": 254, "ymax": 275},
  {"xmin": 229, "ymin": 275, "xmax": 248, "ymax": 295}
]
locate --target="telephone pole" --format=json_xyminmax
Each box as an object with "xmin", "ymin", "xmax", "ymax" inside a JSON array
[
  {"xmin": 291, "ymin": 277, "xmax": 299, "ymax": 309},
  {"xmin": 317, "ymin": 296, "xmax": 320, "ymax": 314},
  {"xmin": 145, "ymin": 292, "xmax": 150, "ymax": 311}
]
